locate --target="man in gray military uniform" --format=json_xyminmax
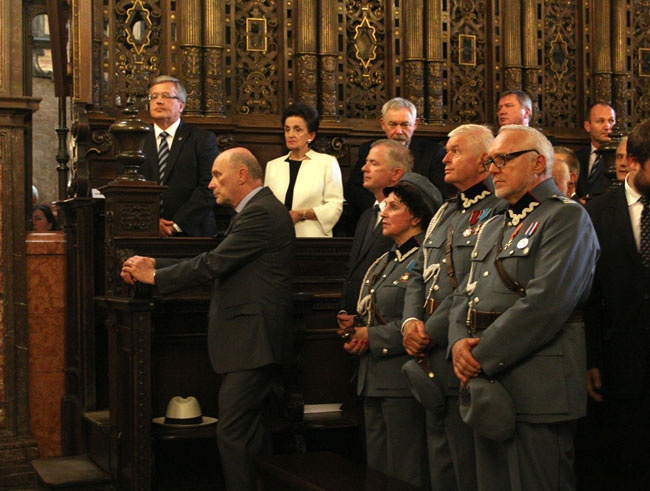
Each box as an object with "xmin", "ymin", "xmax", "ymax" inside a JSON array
[
  {"xmin": 402, "ymin": 124, "xmax": 501, "ymax": 491},
  {"xmin": 449, "ymin": 125, "xmax": 599, "ymax": 490}
]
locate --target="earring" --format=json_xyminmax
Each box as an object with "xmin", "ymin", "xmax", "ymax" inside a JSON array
[{"xmin": 307, "ymin": 139, "xmax": 311, "ymax": 143}]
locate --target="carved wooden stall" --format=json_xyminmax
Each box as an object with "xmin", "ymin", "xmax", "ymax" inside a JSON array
[{"xmin": 34, "ymin": 0, "xmax": 650, "ymax": 489}]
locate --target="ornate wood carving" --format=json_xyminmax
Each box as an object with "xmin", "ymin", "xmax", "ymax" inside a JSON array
[
  {"xmin": 234, "ymin": 1, "xmax": 280, "ymax": 114},
  {"xmin": 544, "ymin": 1, "xmax": 579, "ymax": 128},
  {"xmin": 447, "ymin": 0, "xmax": 488, "ymax": 123},
  {"xmin": 345, "ymin": 1, "xmax": 385, "ymax": 118}
]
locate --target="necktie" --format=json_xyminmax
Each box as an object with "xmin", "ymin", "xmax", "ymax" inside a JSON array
[
  {"xmin": 641, "ymin": 195, "xmax": 650, "ymax": 269},
  {"xmin": 589, "ymin": 153, "xmax": 603, "ymax": 179},
  {"xmin": 158, "ymin": 131, "xmax": 170, "ymax": 184}
]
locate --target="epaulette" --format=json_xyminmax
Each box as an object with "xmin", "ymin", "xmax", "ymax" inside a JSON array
[{"xmin": 551, "ymin": 194, "xmax": 577, "ymax": 204}]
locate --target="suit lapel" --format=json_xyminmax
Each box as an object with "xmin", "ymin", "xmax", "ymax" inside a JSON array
[
  {"xmin": 611, "ymin": 188, "xmax": 639, "ymax": 259},
  {"xmin": 349, "ymin": 214, "xmax": 383, "ymax": 274},
  {"xmin": 163, "ymin": 120, "xmax": 190, "ymax": 183}
]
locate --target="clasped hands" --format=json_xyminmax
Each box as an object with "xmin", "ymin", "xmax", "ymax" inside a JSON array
[
  {"xmin": 403, "ymin": 319, "xmax": 482, "ymax": 386},
  {"xmin": 336, "ymin": 312, "xmax": 369, "ymax": 355},
  {"xmin": 120, "ymin": 256, "xmax": 156, "ymax": 285}
]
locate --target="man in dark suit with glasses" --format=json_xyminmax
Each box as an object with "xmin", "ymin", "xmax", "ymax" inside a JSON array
[{"xmin": 142, "ymin": 75, "xmax": 220, "ymax": 237}]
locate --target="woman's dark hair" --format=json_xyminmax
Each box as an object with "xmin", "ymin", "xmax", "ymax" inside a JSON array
[
  {"xmin": 281, "ymin": 102, "xmax": 320, "ymax": 133},
  {"xmin": 33, "ymin": 203, "xmax": 59, "ymax": 230},
  {"xmin": 384, "ymin": 182, "xmax": 433, "ymax": 230}
]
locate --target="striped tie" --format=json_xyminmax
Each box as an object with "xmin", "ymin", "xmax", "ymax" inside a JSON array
[
  {"xmin": 158, "ymin": 131, "xmax": 170, "ymax": 184},
  {"xmin": 641, "ymin": 195, "xmax": 650, "ymax": 269}
]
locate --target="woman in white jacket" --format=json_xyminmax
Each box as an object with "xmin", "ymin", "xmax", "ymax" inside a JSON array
[{"xmin": 264, "ymin": 103, "xmax": 344, "ymax": 237}]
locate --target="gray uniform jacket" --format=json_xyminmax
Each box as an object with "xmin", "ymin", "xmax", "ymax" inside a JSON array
[
  {"xmin": 403, "ymin": 180, "xmax": 503, "ymax": 393},
  {"xmin": 356, "ymin": 234, "xmax": 424, "ymax": 397},
  {"xmin": 448, "ymin": 178, "xmax": 599, "ymax": 423}
]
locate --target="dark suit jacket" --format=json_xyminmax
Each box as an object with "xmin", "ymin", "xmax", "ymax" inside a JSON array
[
  {"xmin": 344, "ymin": 136, "xmax": 451, "ymax": 228},
  {"xmin": 155, "ymin": 187, "xmax": 296, "ymax": 374},
  {"xmin": 576, "ymin": 145, "xmax": 611, "ymax": 199},
  {"xmin": 341, "ymin": 206, "xmax": 393, "ymax": 313},
  {"xmin": 142, "ymin": 120, "xmax": 219, "ymax": 236},
  {"xmin": 584, "ymin": 186, "xmax": 650, "ymax": 398}
]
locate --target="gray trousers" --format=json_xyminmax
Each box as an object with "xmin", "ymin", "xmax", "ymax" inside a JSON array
[
  {"xmin": 217, "ymin": 367, "xmax": 276, "ymax": 491},
  {"xmin": 474, "ymin": 420, "xmax": 576, "ymax": 491},
  {"xmin": 364, "ymin": 396, "xmax": 427, "ymax": 488}
]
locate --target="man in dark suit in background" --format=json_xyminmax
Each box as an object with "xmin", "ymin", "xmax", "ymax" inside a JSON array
[
  {"xmin": 582, "ymin": 118, "xmax": 650, "ymax": 489},
  {"xmin": 143, "ymin": 75, "xmax": 220, "ymax": 237},
  {"xmin": 344, "ymin": 98, "xmax": 451, "ymax": 231},
  {"xmin": 121, "ymin": 148, "xmax": 296, "ymax": 491},
  {"xmin": 337, "ymin": 139, "xmax": 414, "ymax": 324},
  {"xmin": 575, "ymin": 102, "xmax": 616, "ymax": 200}
]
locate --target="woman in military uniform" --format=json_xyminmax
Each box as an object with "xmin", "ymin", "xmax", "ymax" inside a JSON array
[{"xmin": 341, "ymin": 172, "xmax": 441, "ymax": 488}]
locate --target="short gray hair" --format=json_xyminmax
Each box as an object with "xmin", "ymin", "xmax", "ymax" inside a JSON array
[
  {"xmin": 381, "ymin": 97, "xmax": 417, "ymax": 120},
  {"xmin": 371, "ymin": 139, "xmax": 414, "ymax": 172},
  {"xmin": 448, "ymin": 124, "xmax": 495, "ymax": 155},
  {"xmin": 150, "ymin": 75, "xmax": 187, "ymax": 104},
  {"xmin": 498, "ymin": 125, "xmax": 554, "ymax": 174}
]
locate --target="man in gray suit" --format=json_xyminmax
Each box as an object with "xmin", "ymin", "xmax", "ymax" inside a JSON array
[
  {"xmin": 122, "ymin": 147, "xmax": 295, "ymax": 491},
  {"xmin": 449, "ymin": 125, "xmax": 599, "ymax": 490}
]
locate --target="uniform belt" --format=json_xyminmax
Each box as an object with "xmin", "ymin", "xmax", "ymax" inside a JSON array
[
  {"xmin": 468, "ymin": 309, "xmax": 583, "ymax": 334},
  {"xmin": 468, "ymin": 309, "xmax": 502, "ymax": 333}
]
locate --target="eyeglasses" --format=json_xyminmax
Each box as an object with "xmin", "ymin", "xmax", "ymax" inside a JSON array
[
  {"xmin": 386, "ymin": 121, "xmax": 413, "ymax": 129},
  {"xmin": 482, "ymin": 149, "xmax": 539, "ymax": 171},
  {"xmin": 148, "ymin": 92, "xmax": 180, "ymax": 102}
]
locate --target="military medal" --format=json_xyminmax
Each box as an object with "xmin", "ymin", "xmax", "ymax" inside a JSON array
[
  {"xmin": 463, "ymin": 209, "xmax": 482, "ymax": 237},
  {"xmin": 517, "ymin": 221, "xmax": 539, "ymax": 249},
  {"xmin": 463, "ymin": 208, "xmax": 491, "ymax": 237},
  {"xmin": 504, "ymin": 222, "xmax": 524, "ymax": 249}
]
